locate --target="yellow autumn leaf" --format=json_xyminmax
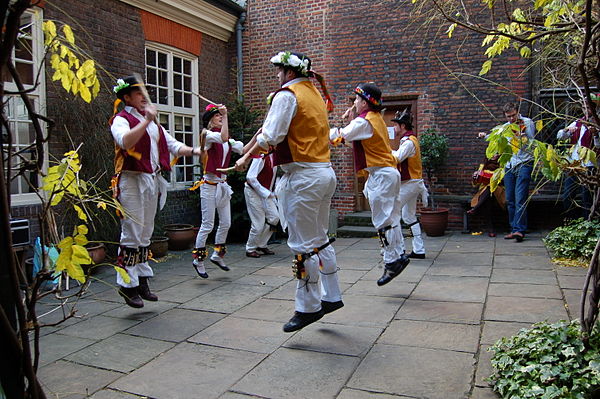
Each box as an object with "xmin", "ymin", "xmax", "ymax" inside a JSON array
[
  {"xmin": 535, "ymin": 119, "xmax": 544, "ymax": 132},
  {"xmin": 50, "ymin": 191, "xmax": 64, "ymax": 206},
  {"xmin": 79, "ymin": 85, "xmax": 91, "ymax": 103},
  {"xmin": 43, "ymin": 20, "xmax": 57, "ymax": 42},
  {"xmin": 73, "ymin": 204, "xmax": 88, "ymax": 221},
  {"xmin": 114, "ymin": 266, "xmax": 131, "ymax": 284},
  {"xmin": 77, "ymin": 225, "xmax": 89, "ymax": 235},
  {"xmin": 58, "ymin": 236, "xmax": 74, "ymax": 250},
  {"xmin": 479, "ymin": 60, "xmax": 492, "ymax": 76},
  {"xmin": 71, "ymin": 78, "xmax": 80, "ymax": 95},
  {"xmin": 97, "ymin": 201, "xmax": 107, "ymax": 210},
  {"xmin": 92, "ymin": 78, "xmax": 100, "ymax": 97},
  {"xmin": 66, "ymin": 261, "xmax": 86, "ymax": 283},
  {"xmin": 61, "ymin": 74, "xmax": 71, "ymax": 92},
  {"xmin": 52, "ymin": 69, "xmax": 61, "ymax": 81},
  {"xmin": 62, "ymin": 25, "xmax": 75, "ymax": 44},
  {"xmin": 71, "ymin": 244, "xmax": 91, "ymax": 264},
  {"xmin": 74, "ymin": 233, "xmax": 88, "ymax": 246},
  {"xmin": 60, "ymin": 44, "xmax": 68, "ymax": 59}
]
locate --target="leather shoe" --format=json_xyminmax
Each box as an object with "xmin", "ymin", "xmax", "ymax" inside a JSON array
[
  {"xmin": 257, "ymin": 247, "xmax": 275, "ymax": 255},
  {"xmin": 514, "ymin": 232, "xmax": 524, "ymax": 242},
  {"xmin": 118, "ymin": 287, "xmax": 144, "ymax": 308},
  {"xmin": 377, "ymin": 255, "xmax": 410, "ymax": 286},
  {"xmin": 283, "ymin": 309, "xmax": 325, "ymax": 333},
  {"xmin": 504, "ymin": 233, "xmax": 516, "ymax": 239},
  {"xmin": 246, "ymin": 251, "xmax": 261, "ymax": 258},
  {"xmin": 321, "ymin": 300, "xmax": 344, "ymax": 314},
  {"xmin": 138, "ymin": 277, "xmax": 158, "ymax": 301},
  {"xmin": 408, "ymin": 252, "xmax": 425, "ymax": 259}
]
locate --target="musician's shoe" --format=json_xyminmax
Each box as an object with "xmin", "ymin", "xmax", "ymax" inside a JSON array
[
  {"xmin": 283, "ymin": 309, "xmax": 325, "ymax": 333},
  {"xmin": 321, "ymin": 300, "xmax": 344, "ymax": 315},
  {"xmin": 118, "ymin": 286, "xmax": 144, "ymax": 308},
  {"xmin": 257, "ymin": 247, "xmax": 275, "ymax": 255},
  {"xmin": 246, "ymin": 251, "xmax": 261, "ymax": 258},
  {"xmin": 514, "ymin": 232, "xmax": 524, "ymax": 242},
  {"xmin": 210, "ymin": 252, "xmax": 230, "ymax": 271},
  {"xmin": 408, "ymin": 252, "xmax": 426, "ymax": 259},
  {"xmin": 504, "ymin": 233, "xmax": 516, "ymax": 239},
  {"xmin": 192, "ymin": 259, "xmax": 208, "ymax": 278},
  {"xmin": 377, "ymin": 254, "xmax": 410, "ymax": 286},
  {"xmin": 138, "ymin": 277, "xmax": 158, "ymax": 301}
]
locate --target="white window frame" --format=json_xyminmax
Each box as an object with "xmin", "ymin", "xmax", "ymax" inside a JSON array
[
  {"xmin": 145, "ymin": 41, "xmax": 199, "ymax": 190},
  {"xmin": 4, "ymin": 8, "xmax": 46, "ymax": 206}
]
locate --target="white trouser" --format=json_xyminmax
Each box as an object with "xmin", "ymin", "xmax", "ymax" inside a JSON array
[
  {"xmin": 363, "ymin": 167, "xmax": 405, "ymax": 264},
  {"xmin": 195, "ymin": 181, "xmax": 233, "ymax": 248},
  {"xmin": 399, "ymin": 179, "xmax": 427, "ymax": 255},
  {"xmin": 244, "ymin": 186, "xmax": 279, "ymax": 251},
  {"xmin": 279, "ymin": 166, "xmax": 342, "ymax": 313},
  {"xmin": 117, "ymin": 172, "xmax": 158, "ymax": 288}
]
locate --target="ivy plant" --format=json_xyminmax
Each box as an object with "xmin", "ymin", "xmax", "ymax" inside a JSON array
[
  {"xmin": 488, "ymin": 320, "xmax": 600, "ymax": 398},
  {"xmin": 544, "ymin": 218, "xmax": 600, "ymax": 261}
]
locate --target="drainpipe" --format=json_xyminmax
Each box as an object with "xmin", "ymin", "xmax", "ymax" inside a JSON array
[{"xmin": 236, "ymin": 11, "xmax": 246, "ymax": 101}]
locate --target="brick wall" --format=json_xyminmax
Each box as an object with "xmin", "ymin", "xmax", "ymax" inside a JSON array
[{"xmin": 243, "ymin": 0, "xmax": 539, "ymax": 229}]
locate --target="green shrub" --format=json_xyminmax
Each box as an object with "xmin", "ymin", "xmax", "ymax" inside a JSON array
[
  {"xmin": 488, "ymin": 320, "xmax": 600, "ymax": 398},
  {"xmin": 543, "ymin": 218, "xmax": 600, "ymax": 261}
]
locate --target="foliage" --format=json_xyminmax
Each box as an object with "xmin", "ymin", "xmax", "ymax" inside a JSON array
[
  {"xmin": 42, "ymin": 20, "xmax": 100, "ymax": 103},
  {"xmin": 419, "ymin": 128, "xmax": 449, "ymax": 209},
  {"xmin": 488, "ymin": 319, "xmax": 600, "ymax": 398},
  {"xmin": 544, "ymin": 218, "xmax": 600, "ymax": 261}
]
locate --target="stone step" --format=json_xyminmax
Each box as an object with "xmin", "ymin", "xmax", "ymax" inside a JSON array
[
  {"xmin": 342, "ymin": 211, "xmax": 373, "ymax": 227},
  {"xmin": 337, "ymin": 225, "xmax": 377, "ymax": 238}
]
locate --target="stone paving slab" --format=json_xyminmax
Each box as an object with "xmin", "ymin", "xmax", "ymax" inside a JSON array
[
  {"xmin": 65, "ymin": 333, "xmax": 174, "ymax": 373},
  {"xmin": 484, "ymin": 296, "xmax": 569, "ymax": 323},
  {"xmin": 442, "ymin": 241, "xmax": 496, "ymax": 253},
  {"xmin": 557, "ymin": 274, "xmax": 586, "ymax": 289},
  {"xmin": 431, "ymin": 252, "xmax": 493, "ymax": 266},
  {"xmin": 179, "ymin": 283, "xmax": 273, "ymax": 313},
  {"xmin": 37, "ymin": 333, "xmax": 97, "ymax": 367},
  {"xmin": 102, "ymin": 300, "xmax": 178, "ymax": 321},
  {"xmin": 188, "ymin": 316, "xmax": 290, "ymax": 353},
  {"xmin": 232, "ymin": 273, "xmax": 292, "ymax": 287},
  {"xmin": 427, "ymin": 265, "xmax": 492, "ymax": 277},
  {"xmin": 39, "ymin": 360, "xmax": 123, "ymax": 399},
  {"xmin": 337, "ymin": 388, "xmax": 404, "ymax": 398},
  {"xmin": 110, "ymin": 342, "xmax": 266, "ymax": 399},
  {"xmin": 494, "ymin": 246, "xmax": 549, "ymax": 256},
  {"xmin": 490, "ymin": 268, "xmax": 557, "ymax": 285},
  {"xmin": 232, "ymin": 297, "xmax": 294, "ymax": 322},
  {"xmin": 556, "ymin": 265, "xmax": 589, "ymax": 276},
  {"xmin": 493, "ymin": 255, "xmax": 554, "ymax": 270},
  {"xmin": 411, "ymin": 275, "xmax": 489, "ymax": 303},
  {"xmin": 155, "ymin": 279, "xmax": 226, "ymax": 303},
  {"xmin": 475, "ymin": 345, "xmax": 494, "ymax": 388},
  {"xmin": 124, "ymin": 308, "xmax": 225, "ymax": 342},
  {"xmin": 347, "ymin": 344, "xmax": 474, "ymax": 398},
  {"xmin": 480, "ymin": 321, "xmax": 533, "ymax": 345},
  {"xmin": 395, "ymin": 299, "xmax": 484, "ymax": 325},
  {"xmin": 488, "ymin": 282, "xmax": 562, "ymax": 299},
  {"xmin": 57, "ymin": 315, "xmax": 141, "ymax": 340},
  {"xmin": 362, "ymin": 264, "xmax": 428, "ymax": 282},
  {"xmin": 379, "ymin": 320, "xmax": 480, "ymax": 353},
  {"xmin": 232, "ymin": 347, "xmax": 361, "ymax": 399},
  {"xmin": 89, "ymin": 389, "xmax": 145, "ymax": 398},
  {"xmin": 283, "ymin": 323, "xmax": 383, "ymax": 357},
  {"xmin": 320, "ymin": 294, "xmax": 404, "ymax": 328},
  {"xmin": 344, "ymin": 280, "xmax": 415, "ymax": 298}
]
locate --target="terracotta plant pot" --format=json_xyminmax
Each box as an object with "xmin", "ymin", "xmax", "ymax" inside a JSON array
[
  {"xmin": 420, "ymin": 207, "xmax": 449, "ymax": 237},
  {"xmin": 164, "ymin": 224, "xmax": 196, "ymax": 250},
  {"xmin": 150, "ymin": 236, "xmax": 169, "ymax": 258}
]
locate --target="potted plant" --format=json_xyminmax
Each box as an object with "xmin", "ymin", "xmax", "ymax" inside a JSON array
[
  {"xmin": 163, "ymin": 224, "xmax": 196, "ymax": 250},
  {"xmin": 419, "ymin": 128, "xmax": 450, "ymax": 236}
]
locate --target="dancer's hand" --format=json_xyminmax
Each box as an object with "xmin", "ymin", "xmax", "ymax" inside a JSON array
[{"xmin": 235, "ymin": 154, "xmax": 250, "ymax": 172}]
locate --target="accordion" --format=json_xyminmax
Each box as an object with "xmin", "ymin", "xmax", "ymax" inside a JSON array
[{"xmin": 473, "ymin": 170, "xmax": 494, "ymax": 185}]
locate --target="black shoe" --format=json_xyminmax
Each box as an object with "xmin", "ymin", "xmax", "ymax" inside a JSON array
[
  {"xmin": 377, "ymin": 255, "xmax": 410, "ymax": 286},
  {"xmin": 408, "ymin": 252, "xmax": 425, "ymax": 259},
  {"xmin": 118, "ymin": 286, "xmax": 144, "ymax": 308},
  {"xmin": 321, "ymin": 300, "xmax": 344, "ymax": 314},
  {"xmin": 283, "ymin": 309, "xmax": 325, "ymax": 333},
  {"xmin": 138, "ymin": 277, "xmax": 158, "ymax": 301},
  {"xmin": 257, "ymin": 247, "xmax": 275, "ymax": 255}
]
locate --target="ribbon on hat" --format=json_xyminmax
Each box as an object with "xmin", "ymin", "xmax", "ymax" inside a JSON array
[
  {"xmin": 312, "ymin": 71, "xmax": 334, "ymax": 113},
  {"xmin": 354, "ymin": 86, "xmax": 381, "ymax": 107}
]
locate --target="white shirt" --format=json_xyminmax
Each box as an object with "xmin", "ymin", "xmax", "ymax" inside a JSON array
[
  {"xmin": 330, "ymin": 116, "xmax": 374, "ymax": 142},
  {"xmin": 111, "ymin": 106, "xmax": 183, "ymax": 172},
  {"xmin": 392, "ymin": 136, "xmax": 416, "ymax": 163},
  {"xmin": 257, "ymin": 77, "xmax": 331, "ymax": 172},
  {"xmin": 246, "ymin": 155, "xmax": 277, "ymax": 198},
  {"xmin": 202, "ymin": 130, "xmax": 244, "ymax": 182}
]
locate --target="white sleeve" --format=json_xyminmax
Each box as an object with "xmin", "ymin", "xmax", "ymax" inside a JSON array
[
  {"xmin": 392, "ymin": 138, "xmax": 416, "ymax": 162},
  {"xmin": 204, "ymin": 131, "xmax": 224, "ymax": 150},
  {"xmin": 339, "ymin": 117, "xmax": 373, "ymax": 142},
  {"xmin": 162, "ymin": 128, "xmax": 184, "ymax": 155},
  {"xmin": 230, "ymin": 140, "xmax": 244, "ymax": 154},
  {"xmin": 246, "ymin": 158, "xmax": 272, "ymax": 198},
  {"xmin": 110, "ymin": 116, "xmax": 131, "ymax": 149},
  {"xmin": 258, "ymin": 90, "xmax": 297, "ymax": 148},
  {"xmin": 557, "ymin": 121, "xmax": 576, "ymax": 140}
]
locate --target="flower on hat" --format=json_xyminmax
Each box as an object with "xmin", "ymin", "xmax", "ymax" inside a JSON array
[
  {"xmin": 270, "ymin": 51, "xmax": 310, "ymax": 76},
  {"xmin": 205, "ymin": 104, "xmax": 218, "ymax": 112},
  {"xmin": 354, "ymin": 86, "xmax": 381, "ymax": 107},
  {"xmin": 113, "ymin": 78, "xmax": 130, "ymax": 93}
]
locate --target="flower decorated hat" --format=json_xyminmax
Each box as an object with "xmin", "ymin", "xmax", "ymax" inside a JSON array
[
  {"xmin": 270, "ymin": 50, "xmax": 334, "ymax": 112},
  {"xmin": 354, "ymin": 82, "xmax": 382, "ymax": 110},
  {"xmin": 202, "ymin": 104, "xmax": 221, "ymax": 128},
  {"xmin": 113, "ymin": 75, "xmax": 142, "ymax": 100},
  {"xmin": 391, "ymin": 109, "xmax": 412, "ymax": 129}
]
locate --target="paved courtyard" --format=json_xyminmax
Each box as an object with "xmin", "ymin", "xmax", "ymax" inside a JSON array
[{"xmin": 33, "ymin": 232, "xmax": 587, "ymax": 398}]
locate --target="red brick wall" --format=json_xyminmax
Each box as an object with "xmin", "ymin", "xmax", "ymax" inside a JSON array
[{"xmin": 243, "ymin": 0, "xmax": 533, "ymax": 229}]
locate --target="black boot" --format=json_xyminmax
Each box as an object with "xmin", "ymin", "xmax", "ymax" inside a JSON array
[
  {"xmin": 283, "ymin": 309, "xmax": 325, "ymax": 333},
  {"xmin": 138, "ymin": 277, "xmax": 158, "ymax": 301},
  {"xmin": 118, "ymin": 286, "xmax": 144, "ymax": 308},
  {"xmin": 321, "ymin": 300, "xmax": 344, "ymax": 314},
  {"xmin": 377, "ymin": 254, "xmax": 410, "ymax": 286}
]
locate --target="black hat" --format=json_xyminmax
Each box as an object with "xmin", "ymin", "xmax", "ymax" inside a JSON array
[
  {"xmin": 354, "ymin": 83, "xmax": 382, "ymax": 109},
  {"xmin": 113, "ymin": 76, "xmax": 142, "ymax": 100},
  {"xmin": 391, "ymin": 109, "xmax": 413, "ymax": 130},
  {"xmin": 270, "ymin": 51, "xmax": 312, "ymax": 77},
  {"xmin": 202, "ymin": 104, "xmax": 220, "ymax": 128}
]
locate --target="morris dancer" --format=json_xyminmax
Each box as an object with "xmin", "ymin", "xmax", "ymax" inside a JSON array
[
  {"xmin": 191, "ymin": 104, "xmax": 244, "ymax": 278},
  {"xmin": 330, "ymin": 83, "xmax": 409, "ymax": 286},
  {"xmin": 111, "ymin": 76, "xmax": 202, "ymax": 308},
  {"xmin": 244, "ymin": 149, "xmax": 279, "ymax": 258},
  {"xmin": 391, "ymin": 111, "xmax": 427, "ymax": 259},
  {"xmin": 235, "ymin": 51, "xmax": 343, "ymax": 333}
]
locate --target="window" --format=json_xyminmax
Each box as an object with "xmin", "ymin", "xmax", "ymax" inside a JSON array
[
  {"xmin": 145, "ymin": 44, "xmax": 199, "ymax": 188},
  {"xmin": 2, "ymin": 9, "xmax": 45, "ymax": 205}
]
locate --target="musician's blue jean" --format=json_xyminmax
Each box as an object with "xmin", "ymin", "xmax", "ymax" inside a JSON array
[{"xmin": 504, "ymin": 163, "xmax": 533, "ymax": 234}]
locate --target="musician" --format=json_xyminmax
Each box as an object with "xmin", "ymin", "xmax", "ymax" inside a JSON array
[
  {"xmin": 244, "ymin": 150, "xmax": 279, "ymax": 258},
  {"xmin": 467, "ymin": 156, "xmax": 506, "ymax": 237},
  {"xmin": 191, "ymin": 104, "xmax": 244, "ymax": 278},
  {"xmin": 557, "ymin": 102, "xmax": 599, "ymax": 219},
  {"xmin": 330, "ymin": 83, "xmax": 410, "ymax": 287},
  {"xmin": 111, "ymin": 75, "xmax": 202, "ymax": 308},
  {"xmin": 391, "ymin": 111, "xmax": 427, "ymax": 258},
  {"xmin": 235, "ymin": 51, "xmax": 343, "ymax": 333},
  {"xmin": 478, "ymin": 102, "xmax": 535, "ymax": 242}
]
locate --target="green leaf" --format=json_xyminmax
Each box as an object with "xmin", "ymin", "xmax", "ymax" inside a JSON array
[{"xmin": 479, "ymin": 60, "xmax": 493, "ymax": 76}]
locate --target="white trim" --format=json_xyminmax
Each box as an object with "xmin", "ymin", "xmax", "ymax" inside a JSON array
[{"xmin": 119, "ymin": 0, "xmax": 239, "ymax": 42}]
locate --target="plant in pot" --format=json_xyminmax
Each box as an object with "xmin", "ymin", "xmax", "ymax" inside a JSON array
[{"xmin": 419, "ymin": 128, "xmax": 450, "ymax": 236}]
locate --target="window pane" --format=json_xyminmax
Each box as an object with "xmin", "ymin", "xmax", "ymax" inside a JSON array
[
  {"xmin": 184, "ymin": 93, "xmax": 192, "ymax": 108},
  {"xmin": 159, "ymin": 88, "xmax": 168, "ymax": 105},
  {"xmin": 15, "ymin": 38, "xmax": 33, "ymax": 61},
  {"xmin": 15, "ymin": 62, "xmax": 33, "ymax": 85},
  {"xmin": 17, "ymin": 122, "xmax": 31, "ymax": 145},
  {"xmin": 147, "ymin": 68, "xmax": 156, "ymax": 85},
  {"xmin": 183, "ymin": 60, "xmax": 191, "ymax": 75},
  {"xmin": 184, "ymin": 76, "xmax": 191, "ymax": 91},
  {"xmin": 146, "ymin": 49, "xmax": 156, "ymax": 66},
  {"xmin": 159, "ymin": 70, "xmax": 168, "ymax": 87},
  {"xmin": 158, "ymin": 52, "xmax": 167, "ymax": 69},
  {"xmin": 174, "ymin": 74, "xmax": 182, "ymax": 90},
  {"xmin": 147, "ymin": 86, "xmax": 157, "ymax": 103},
  {"xmin": 173, "ymin": 57, "xmax": 181, "ymax": 72},
  {"xmin": 174, "ymin": 93, "xmax": 182, "ymax": 107}
]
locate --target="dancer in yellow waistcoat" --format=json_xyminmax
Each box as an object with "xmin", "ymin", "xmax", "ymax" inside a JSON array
[
  {"xmin": 235, "ymin": 51, "xmax": 342, "ymax": 333},
  {"xmin": 330, "ymin": 83, "xmax": 410, "ymax": 286}
]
